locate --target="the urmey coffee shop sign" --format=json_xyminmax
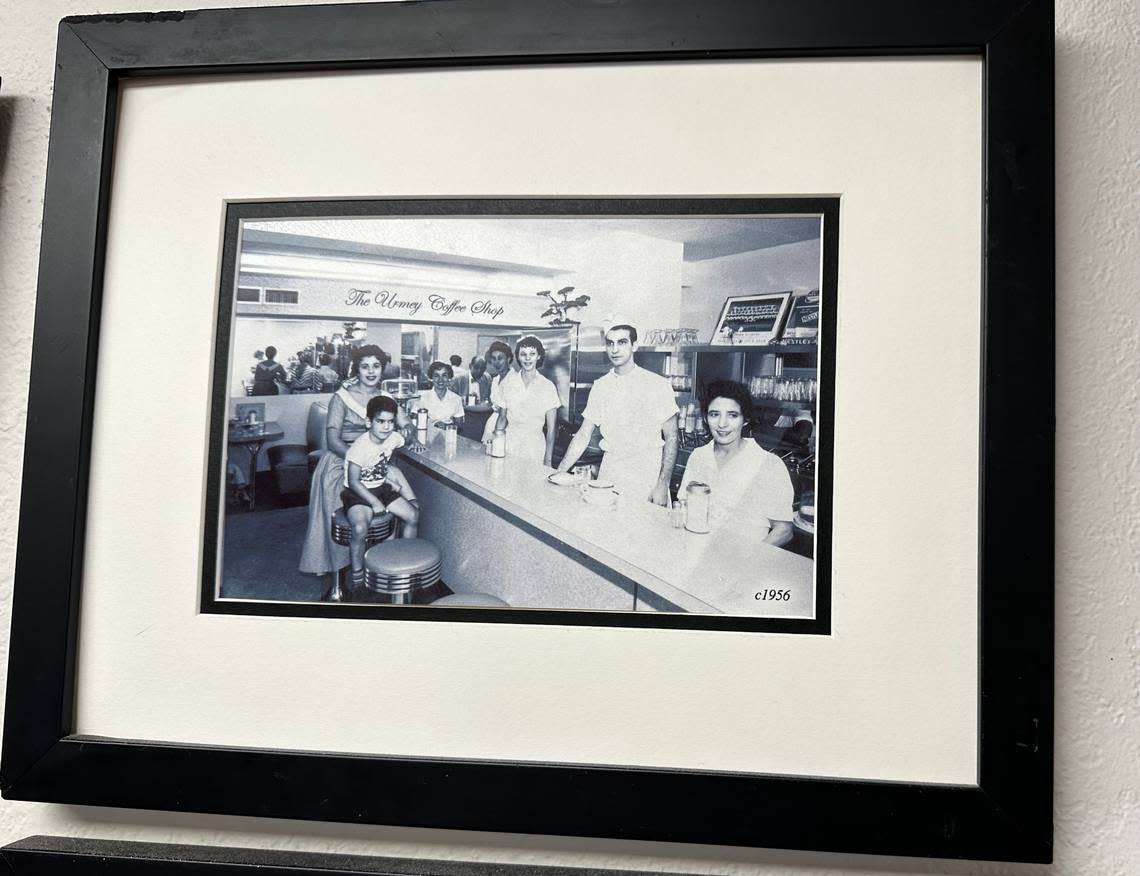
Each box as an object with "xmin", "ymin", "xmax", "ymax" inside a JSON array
[
  {"xmin": 344, "ymin": 287, "xmax": 509, "ymax": 321},
  {"xmin": 234, "ymin": 276, "xmax": 548, "ymax": 325}
]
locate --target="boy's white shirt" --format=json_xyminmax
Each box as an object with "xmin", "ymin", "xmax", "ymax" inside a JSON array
[{"xmin": 343, "ymin": 432, "xmax": 405, "ymax": 488}]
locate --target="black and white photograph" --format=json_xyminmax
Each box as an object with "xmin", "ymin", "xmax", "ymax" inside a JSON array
[{"xmin": 207, "ymin": 200, "xmax": 835, "ymax": 629}]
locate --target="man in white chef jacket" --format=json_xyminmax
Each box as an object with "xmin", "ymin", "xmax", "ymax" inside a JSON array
[{"xmin": 554, "ymin": 323, "xmax": 678, "ymax": 505}]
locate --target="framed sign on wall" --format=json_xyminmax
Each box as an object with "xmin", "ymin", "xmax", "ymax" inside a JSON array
[{"xmin": 710, "ymin": 292, "xmax": 795, "ymax": 345}]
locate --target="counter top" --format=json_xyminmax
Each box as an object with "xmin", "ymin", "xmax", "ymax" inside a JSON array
[{"xmin": 399, "ymin": 431, "xmax": 814, "ymax": 616}]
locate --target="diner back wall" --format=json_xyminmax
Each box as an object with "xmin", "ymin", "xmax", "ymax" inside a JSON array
[{"xmin": 0, "ymin": 1, "xmax": 1137, "ymax": 874}]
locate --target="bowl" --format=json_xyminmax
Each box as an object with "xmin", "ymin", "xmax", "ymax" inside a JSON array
[{"xmin": 581, "ymin": 483, "xmax": 619, "ymax": 507}]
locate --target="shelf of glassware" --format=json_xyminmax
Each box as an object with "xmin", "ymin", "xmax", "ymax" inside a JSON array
[
  {"xmin": 637, "ymin": 340, "xmax": 818, "ymax": 401},
  {"xmin": 700, "ymin": 342, "xmax": 817, "ymax": 406},
  {"xmin": 634, "ymin": 347, "xmax": 697, "ymax": 395},
  {"xmin": 743, "ymin": 342, "xmax": 818, "ymax": 412}
]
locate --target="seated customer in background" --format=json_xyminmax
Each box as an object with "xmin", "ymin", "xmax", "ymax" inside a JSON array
[
  {"xmin": 292, "ymin": 352, "xmax": 323, "ymax": 392},
  {"xmin": 317, "ymin": 353, "xmax": 341, "ymax": 391},
  {"xmin": 469, "ymin": 357, "xmax": 491, "ymax": 402},
  {"xmin": 251, "ymin": 345, "xmax": 288, "ymax": 395},
  {"xmin": 343, "ymin": 396, "xmax": 420, "ymax": 590},
  {"xmin": 448, "ymin": 354, "xmax": 471, "ymax": 399},
  {"xmin": 679, "ymin": 380, "xmax": 794, "ymax": 547}
]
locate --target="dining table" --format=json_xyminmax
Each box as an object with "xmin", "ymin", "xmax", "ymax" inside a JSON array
[{"xmin": 226, "ymin": 420, "xmax": 284, "ymax": 510}]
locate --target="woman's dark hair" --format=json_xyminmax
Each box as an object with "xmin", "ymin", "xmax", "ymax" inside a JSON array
[
  {"xmin": 350, "ymin": 344, "xmax": 390, "ymax": 374},
  {"xmin": 265, "ymin": 345, "xmax": 278, "ymax": 360},
  {"xmin": 486, "ymin": 340, "xmax": 514, "ymax": 364},
  {"xmin": 515, "ymin": 335, "xmax": 546, "ymax": 368},
  {"xmin": 428, "ymin": 360, "xmax": 454, "ymax": 380},
  {"xmin": 701, "ymin": 380, "xmax": 753, "ymax": 422},
  {"xmin": 366, "ymin": 395, "xmax": 399, "ymax": 420}
]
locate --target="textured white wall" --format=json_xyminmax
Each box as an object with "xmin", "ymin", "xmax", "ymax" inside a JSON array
[{"xmin": 0, "ymin": 1, "xmax": 1137, "ymax": 874}]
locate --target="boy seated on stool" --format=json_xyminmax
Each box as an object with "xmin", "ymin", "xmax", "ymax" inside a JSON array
[{"xmin": 343, "ymin": 396, "xmax": 420, "ymax": 590}]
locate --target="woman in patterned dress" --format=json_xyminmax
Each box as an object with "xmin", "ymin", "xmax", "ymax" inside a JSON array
[{"xmin": 299, "ymin": 344, "xmax": 410, "ymax": 598}]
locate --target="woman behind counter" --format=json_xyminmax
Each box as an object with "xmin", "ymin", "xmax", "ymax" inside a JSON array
[
  {"xmin": 299, "ymin": 344, "xmax": 412, "ymax": 598},
  {"xmin": 480, "ymin": 340, "xmax": 515, "ymax": 440},
  {"xmin": 420, "ymin": 361, "xmax": 466, "ymax": 428},
  {"xmin": 491, "ymin": 335, "xmax": 561, "ymax": 466},
  {"xmin": 679, "ymin": 380, "xmax": 795, "ymax": 546}
]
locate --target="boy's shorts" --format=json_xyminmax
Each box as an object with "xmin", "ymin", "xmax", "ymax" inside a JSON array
[{"xmin": 341, "ymin": 483, "xmax": 400, "ymax": 510}]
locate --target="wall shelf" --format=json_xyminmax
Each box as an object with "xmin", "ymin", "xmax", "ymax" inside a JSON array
[
  {"xmin": 639, "ymin": 341, "xmax": 817, "ymax": 355},
  {"xmin": 752, "ymin": 398, "xmax": 818, "ymax": 410}
]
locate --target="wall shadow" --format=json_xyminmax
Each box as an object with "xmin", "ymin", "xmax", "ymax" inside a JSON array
[{"xmin": 0, "ymin": 92, "xmax": 18, "ymax": 205}]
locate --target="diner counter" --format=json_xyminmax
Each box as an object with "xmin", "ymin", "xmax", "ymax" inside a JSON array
[{"xmin": 399, "ymin": 431, "xmax": 814, "ymax": 616}]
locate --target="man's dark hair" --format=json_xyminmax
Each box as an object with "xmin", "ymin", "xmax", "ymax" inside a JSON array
[
  {"xmin": 265, "ymin": 345, "xmax": 278, "ymax": 360},
  {"xmin": 366, "ymin": 395, "xmax": 399, "ymax": 420},
  {"xmin": 319, "ymin": 353, "xmax": 332, "ymax": 366},
  {"xmin": 607, "ymin": 324, "xmax": 638, "ymax": 344},
  {"xmin": 449, "ymin": 354, "xmax": 463, "ymax": 367}
]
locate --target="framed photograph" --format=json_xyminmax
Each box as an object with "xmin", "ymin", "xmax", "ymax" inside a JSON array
[
  {"xmin": 0, "ymin": 0, "xmax": 1053, "ymax": 865},
  {"xmin": 710, "ymin": 292, "xmax": 794, "ymax": 345},
  {"xmin": 205, "ymin": 198, "xmax": 835, "ymax": 633}
]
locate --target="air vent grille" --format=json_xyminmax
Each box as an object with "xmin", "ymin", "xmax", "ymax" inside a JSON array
[{"xmin": 264, "ymin": 288, "xmax": 299, "ymax": 305}]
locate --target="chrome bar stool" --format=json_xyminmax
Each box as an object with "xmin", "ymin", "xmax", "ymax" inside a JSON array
[
  {"xmin": 329, "ymin": 508, "xmax": 395, "ymax": 600},
  {"xmin": 362, "ymin": 538, "xmax": 442, "ymax": 604}
]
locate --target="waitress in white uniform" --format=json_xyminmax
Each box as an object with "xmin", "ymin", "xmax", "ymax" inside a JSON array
[
  {"xmin": 491, "ymin": 335, "xmax": 562, "ymax": 466},
  {"xmin": 553, "ymin": 323, "xmax": 678, "ymax": 504},
  {"xmin": 419, "ymin": 360, "xmax": 466, "ymax": 428},
  {"xmin": 480, "ymin": 341, "xmax": 515, "ymax": 442}
]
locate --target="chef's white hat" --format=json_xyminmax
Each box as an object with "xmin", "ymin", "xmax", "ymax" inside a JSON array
[{"xmin": 600, "ymin": 316, "xmax": 640, "ymax": 342}]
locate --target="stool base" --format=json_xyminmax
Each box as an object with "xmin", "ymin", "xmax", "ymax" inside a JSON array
[
  {"xmin": 355, "ymin": 583, "xmax": 418, "ymax": 605},
  {"xmin": 328, "ymin": 569, "xmax": 440, "ymax": 604}
]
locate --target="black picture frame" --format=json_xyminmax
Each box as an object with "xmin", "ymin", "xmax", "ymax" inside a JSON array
[
  {"xmin": 2, "ymin": 836, "xmax": 637, "ymax": 876},
  {"xmin": 0, "ymin": 0, "xmax": 1054, "ymax": 864}
]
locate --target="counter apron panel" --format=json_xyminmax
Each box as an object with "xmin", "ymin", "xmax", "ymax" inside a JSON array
[{"xmin": 399, "ymin": 432, "xmax": 814, "ymax": 615}]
